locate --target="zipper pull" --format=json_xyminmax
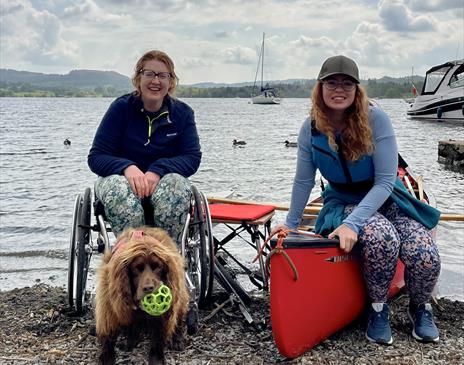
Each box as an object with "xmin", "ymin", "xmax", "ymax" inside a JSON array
[{"xmin": 144, "ymin": 138, "xmax": 150, "ymax": 146}]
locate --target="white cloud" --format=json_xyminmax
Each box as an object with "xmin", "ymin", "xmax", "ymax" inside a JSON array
[
  {"xmin": 178, "ymin": 57, "xmax": 211, "ymax": 69},
  {"xmin": 0, "ymin": 0, "xmax": 78, "ymax": 70},
  {"xmin": 220, "ymin": 46, "xmax": 257, "ymax": 65},
  {"xmin": 62, "ymin": 0, "xmax": 128, "ymax": 23},
  {"xmin": 291, "ymin": 36, "xmax": 339, "ymax": 49},
  {"xmin": 0, "ymin": 0, "xmax": 462, "ymax": 83},
  {"xmin": 379, "ymin": 0, "xmax": 437, "ymax": 32}
]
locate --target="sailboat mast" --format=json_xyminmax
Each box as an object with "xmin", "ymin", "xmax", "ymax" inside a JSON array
[{"xmin": 261, "ymin": 32, "xmax": 265, "ymax": 90}]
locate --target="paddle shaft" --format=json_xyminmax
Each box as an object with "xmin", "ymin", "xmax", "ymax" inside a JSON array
[{"xmin": 207, "ymin": 196, "xmax": 464, "ymax": 222}]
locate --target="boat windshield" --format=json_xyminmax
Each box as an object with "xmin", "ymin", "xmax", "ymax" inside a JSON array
[
  {"xmin": 449, "ymin": 65, "xmax": 464, "ymax": 89},
  {"xmin": 423, "ymin": 65, "xmax": 450, "ymax": 93}
]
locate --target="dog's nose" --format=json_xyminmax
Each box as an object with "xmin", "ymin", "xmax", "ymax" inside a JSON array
[{"xmin": 143, "ymin": 285, "xmax": 155, "ymax": 294}]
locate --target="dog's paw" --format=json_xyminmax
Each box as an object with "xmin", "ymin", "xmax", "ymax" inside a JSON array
[
  {"xmin": 168, "ymin": 336, "xmax": 185, "ymax": 351},
  {"xmin": 88, "ymin": 324, "xmax": 96, "ymax": 336},
  {"xmin": 186, "ymin": 306, "xmax": 199, "ymax": 335},
  {"xmin": 148, "ymin": 354, "xmax": 166, "ymax": 365},
  {"xmin": 118, "ymin": 340, "xmax": 136, "ymax": 352}
]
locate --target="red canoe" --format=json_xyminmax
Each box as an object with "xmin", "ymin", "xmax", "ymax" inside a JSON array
[
  {"xmin": 269, "ymin": 155, "xmax": 438, "ymax": 358},
  {"xmin": 269, "ymin": 233, "xmax": 405, "ymax": 359}
]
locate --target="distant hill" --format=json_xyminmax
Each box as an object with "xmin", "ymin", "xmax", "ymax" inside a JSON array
[
  {"xmin": 375, "ymin": 75, "xmax": 423, "ymax": 85},
  {"xmin": 0, "ymin": 69, "xmax": 132, "ymax": 90},
  {"xmin": 0, "ymin": 68, "xmax": 424, "ymax": 98},
  {"xmin": 187, "ymin": 79, "xmax": 308, "ymax": 88}
]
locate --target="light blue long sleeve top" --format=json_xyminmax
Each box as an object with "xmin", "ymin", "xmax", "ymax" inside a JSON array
[{"xmin": 285, "ymin": 106, "xmax": 398, "ymax": 234}]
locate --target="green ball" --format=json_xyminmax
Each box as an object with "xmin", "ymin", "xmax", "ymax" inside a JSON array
[{"xmin": 140, "ymin": 284, "xmax": 172, "ymax": 316}]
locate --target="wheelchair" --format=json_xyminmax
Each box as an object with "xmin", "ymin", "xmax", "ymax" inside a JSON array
[{"xmin": 67, "ymin": 184, "xmax": 215, "ymax": 326}]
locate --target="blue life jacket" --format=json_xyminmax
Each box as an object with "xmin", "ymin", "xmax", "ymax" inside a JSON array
[{"xmin": 311, "ymin": 122, "xmax": 374, "ymax": 191}]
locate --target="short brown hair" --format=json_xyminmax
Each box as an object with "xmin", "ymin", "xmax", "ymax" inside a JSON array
[{"xmin": 132, "ymin": 50, "xmax": 179, "ymax": 96}]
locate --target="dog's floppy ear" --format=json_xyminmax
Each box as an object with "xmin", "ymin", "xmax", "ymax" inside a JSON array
[
  {"xmin": 107, "ymin": 248, "xmax": 134, "ymax": 326},
  {"xmin": 164, "ymin": 251, "xmax": 187, "ymax": 300}
]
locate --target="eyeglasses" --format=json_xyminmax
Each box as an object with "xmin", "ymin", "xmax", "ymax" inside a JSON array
[
  {"xmin": 139, "ymin": 69, "xmax": 171, "ymax": 80},
  {"xmin": 322, "ymin": 79, "xmax": 356, "ymax": 91}
]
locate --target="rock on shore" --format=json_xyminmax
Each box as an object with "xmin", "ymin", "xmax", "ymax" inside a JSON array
[
  {"xmin": 0, "ymin": 284, "xmax": 463, "ymax": 364},
  {"xmin": 438, "ymin": 139, "xmax": 464, "ymax": 172}
]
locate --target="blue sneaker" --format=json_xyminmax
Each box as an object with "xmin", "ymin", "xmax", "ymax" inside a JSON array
[
  {"xmin": 366, "ymin": 303, "xmax": 393, "ymax": 345},
  {"xmin": 408, "ymin": 303, "xmax": 439, "ymax": 343}
]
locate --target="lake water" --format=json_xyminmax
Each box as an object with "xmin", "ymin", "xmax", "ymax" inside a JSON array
[{"xmin": 0, "ymin": 97, "xmax": 463, "ymax": 300}]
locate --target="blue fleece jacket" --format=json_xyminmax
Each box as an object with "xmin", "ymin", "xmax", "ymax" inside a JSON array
[{"xmin": 88, "ymin": 93, "xmax": 201, "ymax": 178}]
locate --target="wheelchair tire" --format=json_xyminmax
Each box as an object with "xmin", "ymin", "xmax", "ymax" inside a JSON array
[
  {"xmin": 214, "ymin": 258, "xmax": 251, "ymax": 306},
  {"xmin": 67, "ymin": 194, "xmax": 81, "ymax": 309},
  {"xmin": 75, "ymin": 187, "xmax": 92, "ymax": 314},
  {"xmin": 200, "ymin": 189, "xmax": 215, "ymax": 303},
  {"xmin": 67, "ymin": 188, "xmax": 92, "ymax": 313},
  {"xmin": 190, "ymin": 185, "xmax": 214, "ymax": 308}
]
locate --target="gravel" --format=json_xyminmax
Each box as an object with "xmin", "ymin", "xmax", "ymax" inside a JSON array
[{"xmin": 0, "ymin": 284, "xmax": 463, "ymax": 364}]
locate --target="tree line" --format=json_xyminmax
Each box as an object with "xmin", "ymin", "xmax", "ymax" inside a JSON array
[
  {"xmin": 176, "ymin": 79, "xmax": 424, "ymax": 99},
  {"xmin": 0, "ymin": 79, "xmax": 423, "ymax": 99},
  {"xmin": 0, "ymin": 82, "xmax": 128, "ymax": 98}
]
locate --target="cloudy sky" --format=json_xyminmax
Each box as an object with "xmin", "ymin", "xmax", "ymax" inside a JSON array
[{"xmin": 1, "ymin": 0, "xmax": 463, "ymax": 84}]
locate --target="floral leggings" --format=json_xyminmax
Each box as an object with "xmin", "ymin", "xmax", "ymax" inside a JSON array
[
  {"xmin": 347, "ymin": 202, "xmax": 441, "ymax": 306},
  {"xmin": 94, "ymin": 173, "xmax": 191, "ymax": 245}
]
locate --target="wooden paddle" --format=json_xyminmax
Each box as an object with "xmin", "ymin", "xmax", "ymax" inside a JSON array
[
  {"xmin": 416, "ymin": 175, "xmax": 425, "ymax": 201},
  {"xmin": 403, "ymin": 175, "xmax": 416, "ymax": 197},
  {"xmin": 206, "ymin": 196, "xmax": 464, "ymax": 222}
]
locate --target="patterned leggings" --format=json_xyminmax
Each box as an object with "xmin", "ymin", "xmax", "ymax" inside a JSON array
[
  {"xmin": 94, "ymin": 173, "xmax": 191, "ymax": 245},
  {"xmin": 348, "ymin": 202, "xmax": 441, "ymax": 306}
]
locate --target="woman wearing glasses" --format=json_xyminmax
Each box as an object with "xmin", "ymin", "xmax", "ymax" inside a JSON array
[
  {"xmin": 88, "ymin": 50, "xmax": 201, "ymax": 245},
  {"xmin": 275, "ymin": 55, "xmax": 440, "ymax": 345}
]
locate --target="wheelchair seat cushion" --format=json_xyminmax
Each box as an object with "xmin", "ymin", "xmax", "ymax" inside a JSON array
[{"xmin": 209, "ymin": 204, "xmax": 275, "ymax": 221}]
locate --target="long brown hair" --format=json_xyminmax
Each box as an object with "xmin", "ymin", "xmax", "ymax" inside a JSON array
[
  {"xmin": 310, "ymin": 81, "xmax": 373, "ymax": 161},
  {"xmin": 132, "ymin": 50, "xmax": 179, "ymax": 97}
]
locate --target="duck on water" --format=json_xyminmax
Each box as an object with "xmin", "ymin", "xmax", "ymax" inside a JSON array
[
  {"xmin": 284, "ymin": 140, "xmax": 297, "ymax": 147},
  {"xmin": 233, "ymin": 139, "xmax": 247, "ymax": 146}
]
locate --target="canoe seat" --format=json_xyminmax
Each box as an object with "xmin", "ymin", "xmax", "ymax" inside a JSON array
[{"xmin": 209, "ymin": 203, "xmax": 275, "ymax": 291}]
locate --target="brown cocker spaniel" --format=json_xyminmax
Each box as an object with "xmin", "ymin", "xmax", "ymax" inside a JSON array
[{"xmin": 95, "ymin": 227, "xmax": 189, "ymax": 365}]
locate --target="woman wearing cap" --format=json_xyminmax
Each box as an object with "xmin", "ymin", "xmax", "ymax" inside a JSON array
[
  {"xmin": 274, "ymin": 55, "xmax": 441, "ymax": 345},
  {"xmin": 88, "ymin": 50, "xmax": 201, "ymax": 244}
]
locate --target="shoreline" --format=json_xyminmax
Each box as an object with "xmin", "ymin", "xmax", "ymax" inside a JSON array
[{"xmin": 0, "ymin": 284, "xmax": 463, "ymax": 364}]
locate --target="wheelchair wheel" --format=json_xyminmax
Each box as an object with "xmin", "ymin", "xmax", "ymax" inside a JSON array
[
  {"xmin": 67, "ymin": 194, "xmax": 80, "ymax": 309},
  {"xmin": 189, "ymin": 185, "xmax": 214, "ymax": 307},
  {"xmin": 67, "ymin": 187, "xmax": 92, "ymax": 313}
]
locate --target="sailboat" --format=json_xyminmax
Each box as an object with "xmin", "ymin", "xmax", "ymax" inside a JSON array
[
  {"xmin": 252, "ymin": 33, "xmax": 281, "ymax": 105},
  {"xmin": 403, "ymin": 66, "xmax": 418, "ymax": 105}
]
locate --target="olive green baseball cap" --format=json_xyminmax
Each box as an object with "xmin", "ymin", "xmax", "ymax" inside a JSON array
[{"xmin": 317, "ymin": 55, "xmax": 360, "ymax": 83}]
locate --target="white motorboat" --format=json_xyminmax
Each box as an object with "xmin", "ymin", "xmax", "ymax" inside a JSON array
[
  {"xmin": 251, "ymin": 33, "xmax": 281, "ymax": 105},
  {"xmin": 407, "ymin": 59, "xmax": 463, "ymax": 122}
]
